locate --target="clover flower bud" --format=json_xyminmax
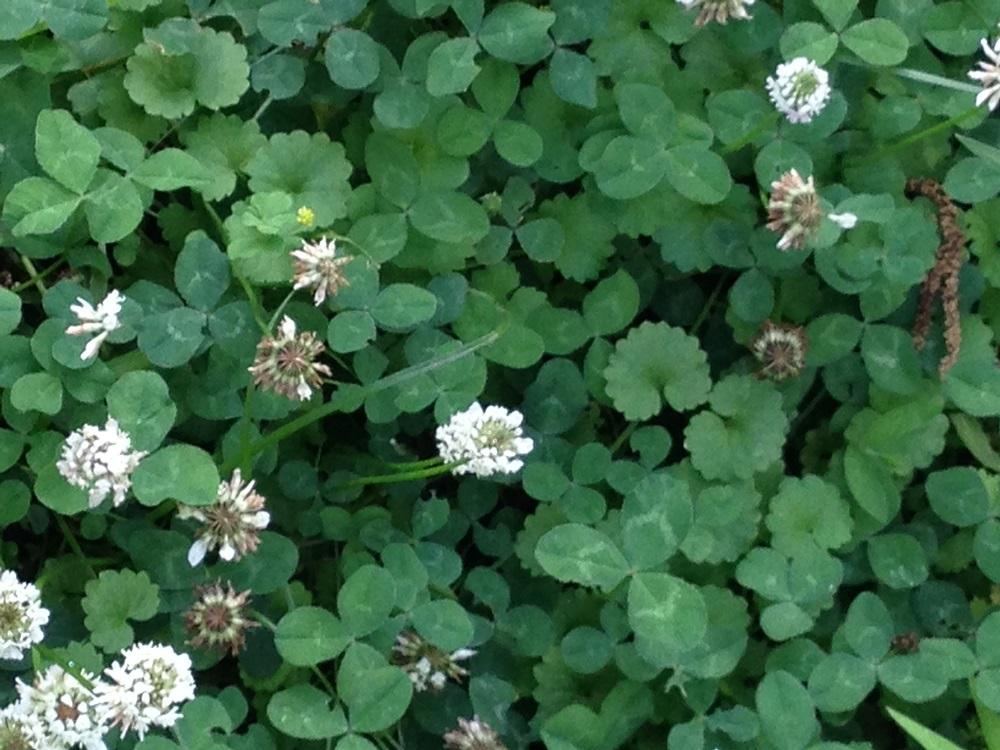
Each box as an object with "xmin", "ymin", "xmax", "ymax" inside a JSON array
[
  {"xmin": 93, "ymin": 643, "xmax": 195, "ymax": 740},
  {"xmin": 766, "ymin": 57, "xmax": 832, "ymax": 124},
  {"xmin": 179, "ymin": 470, "xmax": 270, "ymax": 567},
  {"xmin": 185, "ymin": 581, "xmax": 257, "ymax": 656},
  {"xmin": 435, "ymin": 403, "xmax": 533, "ymax": 478},
  {"xmin": 249, "ymin": 316, "xmax": 332, "ymax": 401},
  {"xmin": 295, "ymin": 206, "xmax": 315, "ymax": 227},
  {"xmin": 57, "ymin": 418, "xmax": 146, "ymax": 509},
  {"xmin": 65, "ymin": 290, "xmax": 124, "ymax": 361},
  {"xmin": 676, "ymin": 0, "xmax": 754, "ymax": 26},
  {"xmin": 290, "ymin": 237, "xmax": 351, "ymax": 306}
]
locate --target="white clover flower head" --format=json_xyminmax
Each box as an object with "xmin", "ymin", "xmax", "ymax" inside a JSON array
[
  {"xmin": 829, "ymin": 212, "xmax": 858, "ymax": 229},
  {"xmin": 93, "ymin": 642, "xmax": 195, "ymax": 740},
  {"xmin": 65, "ymin": 290, "xmax": 124, "ymax": 361},
  {"xmin": 970, "ymin": 37, "xmax": 1000, "ymax": 111},
  {"xmin": 766, "ymin": 169, "xmax": 823, "ymax": 251},
  {"xmin": 56, "ymin": 418, "xmax": 146, "ymax": 509},
  {"xmin": 676, "ymin": 0, "xmax": 754, "ymax": 26},
  {"xmin": 751, "ymin": 321, "xmax": 808, "ymax": 381},
  {"xmin": 0, "ymin": 571, "xmax": 50, "ymax": 661},
  {"xmin": 17, "ymin": 664, "xmax": 107, "ymax": 750},
  {"xmin": 0, "ymin": 703, "xmax": 47, "ymax": 750},
  {"xmin": 435, "ymin": 403, "xmax": 534, "ymax": 478},
  {"xmin": 444, "ymin": 716, "xmax": 509, "ymax": 750},
  {"xmin": 392, "ymin": 631, "xmax": 476, "ymax": 693},
  {"xmin": 179, "ymin": 470, "xmax": 270, "ymax": 567},
  {"xmin": 766, "ymin": 57, "xmax": 832, "ymax": 124},
  {"xmin": 290, "ymin": 237, "xmax": 352, "ymax": 306},
  {"xmin": 248, "ymin": 316, "xmax": 332, "ymax": 401}
]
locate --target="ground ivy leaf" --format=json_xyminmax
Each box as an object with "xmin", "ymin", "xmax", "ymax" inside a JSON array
[
  {"xmin": 82, "ymin": 569, "xmax": 160, "ymax": 652},
  {"xmin": 684, "ymin": 375, "xmax": 789, "ymax": 482},
  {"xmin": 766, "ymin": 475, "xmax": 853, "ymax": 555},
  {"xmin": 604, "ymin": 321, "xmax": 711, "ymax": 419}
]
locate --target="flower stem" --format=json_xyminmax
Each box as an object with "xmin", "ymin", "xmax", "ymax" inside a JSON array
[
  {"xmin": 219, "ymin": 327, "xmax": 505, "ymax": 475},
  {"xmin": 33, "ymin": 645, "xmax": 97, "ymax": 691},
  {"xmin": 11, "ymin": 257, "xmax": 65, "ymax": 294},
  {"xmin": 883, "ymin": 105, "xmax": 982, "ymax": 154},
  {"xmin": 691, "ymin": 273, "xmax": 730, "ymax": 335},
  {"xmin": 340, "ymin": 463, "xmax": 457, "ymax": 488},
  {"xmin": 53, "ymin": 515, "xmax": 96, "ymax": 579},
  {"xmin": 893, "ymin": 67, "xmax": 982, "ymax": 95},
  {"xmin": 266, "ymin": 290, "xmax": 297, "ymax": 331},
  {"xmin": 380, "ymin": 456, "xmax": 445, "ymax": 471},
  {"xmin": 20, "ymin": 256, "xmax": 47, "ymax": 294}
]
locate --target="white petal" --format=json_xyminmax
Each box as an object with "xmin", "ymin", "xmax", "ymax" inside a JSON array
[{"xmin": 187, "ymin": 539, "xmax": 208, "ymax": 567}]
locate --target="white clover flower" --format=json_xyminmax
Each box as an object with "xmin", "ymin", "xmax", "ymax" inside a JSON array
[
  {"xmin": 829, "ymin": 212, "xmax": 858, "ymax": 229},
  {"xmin": 248, "ymin": 316, "xmax": 332, "ymax": 401},
  {"xmin": 969, "ymin": 37, "xmax": 1000, "ymax": 111},
  {"xmin": 435, "ymin": 403, "xmax": 533, "ymax": 478},
  {"xmin": 393, "ymin": 631, "xmax": 476, "ymax": 693},
  {"xmin": 56, "ymin": 418, "xmax": 146, "ymax": 509},
  {"xmin": 17, "ymin": 664, "xmax": 107, "ymax": 750},
  {"xmin": 178, "ymin": 470, "xmax": 270, "ymax": 567},
  {"xmin": 676, "ymin": 0, "xmax": 754, "ymax": 26},
  {"xmin": 290, "ymin": 237, "xmax": 352, "ymax": 306},
  {"xmin": 751, "ymin": 321, "xmax": 808, "ymax": 381},
  {"xmin": 0, "ymin": 703, "xmax": 48, "ymax": 749},
  {"xmin": 65, "ymin": 290, "xmax": 124, "ymax": 361},
  {"xmin": 0, "ymin": 571, "xmax": 50, "ymax": 661},
  {"xmin": 93, "ymin": 642, "xmax": 195, "ymax": 740},
  {"xmin": 766, "ymin": 57, "xmax": 832, "ymax": 124},
  {"xmin": 444, "ymin": 716, "xmax": 509, "ymax": 750}
]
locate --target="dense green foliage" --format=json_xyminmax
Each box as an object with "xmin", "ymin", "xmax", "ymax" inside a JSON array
[{"xmin": 4, "ymin": 0, "xmax": 1000, "ymax": 749}]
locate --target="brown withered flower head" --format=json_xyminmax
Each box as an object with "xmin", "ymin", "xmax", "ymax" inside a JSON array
[
  {"xmin": 751, "ymin": 321, "xmax": 808, "ymax": 381},
  {"xmin": 766, "ymin": 169, "xmax": 823, "ymax": 251},
  {"xmin": 185, "ymin": 581, "xmax": 257, "ymax": 656},
  {"xmin": 179, "ymin": 470, "xmax": 271, "ymax": 567},
  {"xmin": 676, "ymin": 0, "xmax": 754, "ymax": 26},
  {"xmin": 392, "ymin": 630, "xmax": 476, "ymax": 692},
  {"xmin": 290, "ymin": 237, "xmax": 352, "ymax": 307},
  {"xmin": 249, "ymin": 316, "xmax": 332, "ymax": 401},
  {"xmin": 444, "ymin": 716, "xmax": 509, "ymax": 750}
]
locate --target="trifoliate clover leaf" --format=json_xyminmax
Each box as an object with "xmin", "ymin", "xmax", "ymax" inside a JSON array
[
  {"xmin": 82, "ymin": 569, "xmax": 160, "ymax": 652},
  {"xmin": 124, "ymin": 18, "xmax": 250, "ymax": 119},
  {"xmin": 245, "ymin": 131, "xmax": 352, "ymax": 225},
  {"xmin": 681, "ymin": 483, "xmax": 762, "ymax": 565},
  {"xmin": 766, "ymin": 475, "xmax": 853, "ymax": 556},
  {"xmin": 604, "ymin": 322, "xmax": 711, "ymax": 420},
  {"xmin": 684, "ymin": 375, "xmax": 789, "ymax": 482}
]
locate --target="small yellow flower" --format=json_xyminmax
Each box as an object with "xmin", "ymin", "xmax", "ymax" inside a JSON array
[{"xmin": 296, "ymin": 206, "xmax": 315, "ymax": 227}]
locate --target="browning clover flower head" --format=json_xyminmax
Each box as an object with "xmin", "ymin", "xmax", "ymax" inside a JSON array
[
  {"xmin": 249, "ymin": 316, "xmax": 332, "ymax": 401},
  {"xmin": 766, "ymin": 169, "xmax": 823, "ymax": 251},
  {"xmin": 17, "ymin": 665, "xmax": 106, "ymax": 750},
  {"xmin": 675, "ymin": 0, "xmax": 754, "ymax": 26},
  {"xmin": 766, "ymin": 57, "xmax": 832, "ymax": 124},
  {"xmin": 290, "ymin": 237, "xmax": 352, "ymax": 306},
  {"xmin": 185, "ymin": 581, "xmax": 257, "ymax": 656},
  {"xmin": 435, "ymin": 403, "xmax": 534, "ymax": 478},
  {"xmin": 93, "ymin": 642, "xmax": 195, "ymax": 740},
  {"xmin": 970, "ymin": 36, "xmax": 1000, "ymax": 111},
  {"xmin": 392, "ymin": 631, "xmax": 476, "ymax": 692},
  {"xmin": 751, "ymin": 321, "xmax": 808, "ymax": 381},
  {"xmin": 0, "ymin": 571, "xmax": 50, "ymax": 661},
  {"xmin": 56, "ymin": 418, "xmax": 146, "ymax": 509},
  {"xmin": 0, "ymin": 705, "xmax": 46, "ymax": 750},
  {"xmin": 65, "ymin": 290, "xmax": 124, "ymax": 361},
  {"xmin": 444, "ymin": 716, "xmax": 509, "ymax": 750},
  {"xmin": 179, "ymin": 470, "xmax": 271, "ymax": 567},
  {"xmin": 891, "ymin": 631, "xmax": 920, "ymax": 654}
]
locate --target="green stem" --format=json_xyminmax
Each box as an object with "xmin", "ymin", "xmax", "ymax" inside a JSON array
[
  {"xmin": 609, "ymin": 422, "xmax": 637, "ymax": 455},
  {"xmin": 53, "ymin": 515, "xmax": 96, "ymax": 579},
  {"xmin": 266, "ymin": 290, "xmax": 297, "ymax": 331},
  {"xmin": 11, "ymin": 258, "xmax": 65, "ymax": 294},
  {"xmin": 893, "ymin": 67, "xmax": 982, "ymax": 95},
  {"xmin": 691, "ymin": 274, "xmax": 729, "ymax": 335},
  {"xmin": 883, "ymin": 105, "xmax": 982, "ymax": 154},
  {"xmin": 219, "ymin": 327, "xmax": 505, "ymax": 475},
  {"xmin": 380, "ymin": 456, "xmax": 445, "ymax": 471},
  {"xmin": 236, "ymin": 272, "xmax": 270, "ymax": 334},
  {"xmin": 340, "ymin": 463, "xmax": 457, "ymax": 488},
  {"xmin": 20, "ymin": 256, "xmax": 47, "ymax": 294},
  {"xmin": 33, "ymin": 645, "xmax": 97, "ymax": 691}
]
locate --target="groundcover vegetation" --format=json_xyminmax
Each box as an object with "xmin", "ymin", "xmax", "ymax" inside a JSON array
[{"xmin": 9, "ymin": 0, "xmax": 1000, "ymax": 748}]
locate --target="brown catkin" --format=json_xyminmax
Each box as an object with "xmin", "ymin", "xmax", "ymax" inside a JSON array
[{"xmin": 904, "ymin": 178, "xmax": 966, "ymax": 376}]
